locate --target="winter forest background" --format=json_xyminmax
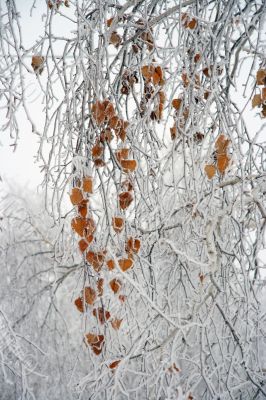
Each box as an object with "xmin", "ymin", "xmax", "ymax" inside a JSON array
[{"xmin": 0, "ymin": 1, "xmax": 266, "ymax": 399}]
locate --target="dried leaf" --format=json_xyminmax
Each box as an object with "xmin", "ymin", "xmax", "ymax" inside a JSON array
[
  {"xmin": 256, "ymin": 69, "xmax": 266, "ymax": 85},
  {"xmin": 217, "ymin": 153, "xmax": 230, "ymax": 174},
  {"xmin": 262, "ymin": 87, "xmax": 266, "ymax": 102},
  {"xmin": 110, "ymin": 31, "xmax": 122, "ymax": 48},
  {"xmin": 203, "ymin": 67, "xmax": 211, "ymax": 78},
  {"xmin": 100, "ymin": 128, "xmax": 113, "ymax": 142},
  {"xmin": 126, "ymin": 237, "xmax": 141, "ymax": 254},
  {"xmin": 109, "ymin": 116, "xmax": 119, "ymax": 129},
  {"xmin": 85, "ymin": 333, "xmax": 105, "ymax": 355},
  {"xmin": 182, "ymin": 72, "xmax": 190, "ymax": 87},
  {"xmin": 118, "ymin": 258, "xmax": 133, "ymax": 272},
  {"xmin": 194, "ymin": 132, "xmax": 204, "ymax": 142},
  {"xmin": 120, "ymin": 159, "xmax": 137, "ymax": 173},
  {"xmin": 194, "ymin": 53, "xmax": 201, "ymax": 63},
  {"xmin": 86, "ymin": 251, "xmax": 106, "ymax": 272},
  {"xmin": 84, "ymin": 286, "xmax": 96, "ymax": 305},
  {"xmin": 83, "ymin": 177, "xmax": 93, "ymax": 193},
  {"xmin": 173, "ymin": 363, "xmax": 180, "ymax": 372},
  {"xmin": 92, "ymin": 101, "xmax": 105, "ymax": 125},
  {"xmin": 109, "ymin": 278, "xmax": 122, "ymax": 294},
  {"xmin": 94, "ymin": 158, "xmax": 105, "ymax": 167},
  {"xmin": 199, "ymin": 273, "xmax": 204, "ymax": 283},
  {"xmin": 121, "ymin": 179, "xmax": 133, "ymax": 192},
  {"xmin": 215, "ymin": 134, "xmax": 229, "ymax": 154},
  {"xmin": 204, "ymin": 164, "xmax": 216, "ymax": 179},
  {"xmin": 252, "ymin": 94, "xmax": 262, "ymax": 108},
  {"xmin": 141, "ymin": 65, "xmax": 154, "ymax": 82},
  {"xmin": 104, "ymin": 101, "xmax": 116, "ymax": 120},
  {"xmin": 109, "ymin": 360, "xmax": 121, "ymax": 369},
  {"xmin": 115, "ymin": 148, "xmax": 130, "ymax": 163},
  {"xmin": 172, "ymin": 98, "xmax": 182, "ymax": 110},
  {"xmin": 70, "ymin": 188, "xmax": 83, "ymax": 205},
  {"xmin": 119, "ymin": 191, "xmax": 133, "ymax": 210},
  {"xmin": 97, "ymin": 278, "xmax": 104, "ymax": 296},
  {"xmin": 188, "ymin": 18, "xmax": 197, "ymax": 29},
  {"xmin": 119, "ymin": 294, "xmax": 126, "ymax": 303},
  {"xmin": 107, "ymin": 259, "xmax": 115, "ymax": 271},
  {"xmin": 78, "ymin": 239, "xmax": 89, "ymax": 253},
  {"xmin": 31, "ymin": 55, "xmax": 45, "ymax": 74},
  {"xmin": 106, "ymin": 17, "xmax": 114, "ymax": 27},
  {"xmin": 92, "ymin": 143, "xmax": 104, "ymax": 159},
  {"xmin": 92, "ymin": 307, "xmax": 110, "ymax": 324},
  {"xmin": 74, "ymin": 297, "xmax": 84, "ymax": 312},
  {"xmin": 71, "ymin": 217, "xmax": 90, "ymax": 237},
  {"xmin": 112, "ymin": 217, "xmax": 124, "ymax": 233},
  {"xmin": 111, "ymin": 318, "xmax": 123, "ymax": 330},
  {"xmin": 170, "ymin": 125, "xmax": 177, "ymax": 140},
  {"xmin": 153, "ymin": 66, "xmax": 164, "ymax": 86},
  {"xmin": 78, "ymin": 200, "xmax": 88, "ymax": 218}
]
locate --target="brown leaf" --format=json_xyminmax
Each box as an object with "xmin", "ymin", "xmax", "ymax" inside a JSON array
[
  {"xmin": 31, "ymin": 55, "xmax": 45, "ymax": 74},
  {"xmin": 106, "ymin": 17, "xmax": 114, "ymax": 27},
  {"xmin": 203, "ymin": 67, "xmax": 210, "ymax": 78},
  {"xmin": 97, "ymin": 278, "xmax": 104, "ymax": 296},
  {"xmin": 70, "ymin": 188, "xmax": 83, "ymax": 205},
  {"xmin": 252, "ymin": 94, "xmax": 262, "ymax": 108},
  {"xmin": 100, "ymin": 128, "xmax": 113, "ymax": 142},
  {"xmin": 215, "ymin": 135, "xmax": 230, "ymax": 154},
  {"xmin": 78, "ymin": 239, "xmax": 89, "ymax": 253},
  {"xmin": 118, "ymin": 294, "xmax": 126, "ymax": 303},
  {"xmin": 94, "ymin": 158, "xmax": 105, "ymax": 168},
  {"xmin": 107, "ymin": 259, "xmax": 115, "ymax": 271},
  {"xmin": 111, "ymin": 318, "xmax": 123, "ymax": 330},
  {"xmin": 126, "ymin": 237, "xmax": 141, "ymax": 254},
  {"xmin": 121, "ymin": 179, "xmax": 133, "ymax": 192},
  {"xmin": 194, "ymin": 132, "xmax": 204, "ymax": 142},
  {"xmin": 119, "ymin": 191, "xmax": 133, "ymax": 210},
  {"xmin": 83, "ymin": 177, "xmax": 93, "ymax": 193},
  {"xmin": 115, "ymin": 148, "xmax": 130, "ymax": 163},
  {"xmin": 170, "ymin": 125, "xmax": 177, "ymax": 140},
  {"xmin": 110, "ymin": 31, "xmax": 122, "ymax": 48},
  {"xmin": 109, "ymin": 116, "xmax": 119, "ymax": 130},
  {"xmin": 194, "ymin": 53, "xmax": 201, "ymax": 63},
  {"xmin": 172, "ymin": 98, "xmax": 182, "ymax": 110},
  {"xmin": 86, "ymin": 251, "xmax": 106, "ymax": 272},
  {"xmin": 262, "ymin": 88, "xmax": 266, "ymax": 102},
  {"xmin": 204, "ymin": 165, "xmax": 216, "ymax": 179},
  {"xmin": 112, "ymin": 217, "xmax": 124, "ymax": 233},
  {"xmin": 141, "ymin": 65, "xmax": 154, "ymax": 82},
  {"xmin": 256, "ymin": 69, "xmax": 266, "ymax": 85},
  {"xmin": 182, "ymin": 73, "xmax": 190, "ymax": 87},
  {"xmin": 109, "ymin": 278, "xmax": 122, "ymax": 294},
  {"xmin": 92, "ymin": 143, "xmax": 104, "ymax": 159},
  {"xmin": 92, "ymin": 307, "xmax": 110, "ymax": 324},
  {"xmin": 118, "ymin": 258, "xmax": 133, "ymax": 272},
  {"xmin": 84, "ymin": 286, "xmax": 96, "ymax": 305},
  {"xmin": 74, "ymin": 297, "xmax": 84, "ymax": 312},
  {"xmin": 92, "ymin": 101, "xmax": 105, "ymax": 125},
  {"xmin": 71, "ymin": 217, "xmax": 91, "ymax": 237},
  {"xmin": 217, "ymin": 153, "xmax": 230, "ymax": 174},
  {"xmin": 109, "ymin": 360, "xmax": 121, "ymax": 369},
  {"xmin": 153, "ymin": 66, "xmax": 164, "ymax": 86},
  {"xmin": 262, "ymin": 104, "xmax": 266, "ymax": 118},
  {"xmin": 120, "ymin": 159, "xmax": 137, "ymax": 173},
  {"xmin": 85, "ymin": 333, "xmax": 105, "ymax": 355},
  {"xmin": 188, "ymin": 18, "xmax": 197, "ymax": 29},
  {"xmin": 78, "ymin": 199, "xmax": 88, "ymax": 218}
]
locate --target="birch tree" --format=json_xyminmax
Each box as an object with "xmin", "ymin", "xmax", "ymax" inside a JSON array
[{"xmin": 1, "ymin": 0, "xmax": 266, "ymax": 399}]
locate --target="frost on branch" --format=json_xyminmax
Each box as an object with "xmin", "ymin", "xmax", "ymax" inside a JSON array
[{"xmin": 1, "ymin": 0, "xmax": 266, "ymax": 399}]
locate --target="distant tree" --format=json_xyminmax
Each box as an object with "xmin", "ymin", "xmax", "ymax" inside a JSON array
[{"xmin": 1, "ymin": 1, "xmax": 266, "ymax": 399}]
